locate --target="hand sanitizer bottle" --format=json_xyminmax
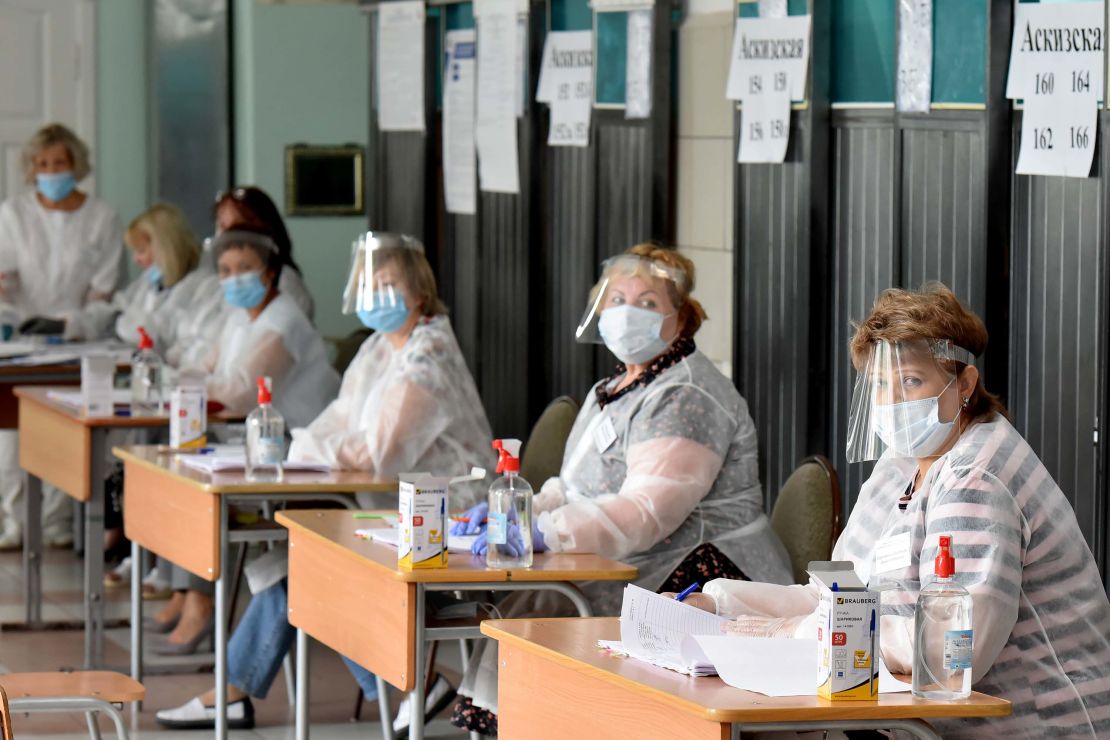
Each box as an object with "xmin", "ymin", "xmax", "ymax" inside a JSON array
[
  {"xmin": 913, "ymin": 535, "xmax": 973, "ymax": 699},
  {"xmin": 486, "ymin": 439, "xmax": 533, "ymax": 569},
  {"xmin": 245, "ymin": 376, "xmax": 284, "ymax": 482},
  {"xmin": 130, "ymin": 327, "xmax": 163, "ymax": 416}
]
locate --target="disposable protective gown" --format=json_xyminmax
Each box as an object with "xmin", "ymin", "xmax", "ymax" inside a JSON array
[
  {"xmin": 705, "ymin": 417, "xmax": 1110, "ymax": 738},
  {"xmin": 536, "ymin": 349, "xmax": 792, "ymax": 615},
  {"xmin": 201, "ymin": 292, "xmax": 338, "ymax": 428},
  {"xmin": 289, "ymin": 315, "xmax": 493, "ymax": 507}
]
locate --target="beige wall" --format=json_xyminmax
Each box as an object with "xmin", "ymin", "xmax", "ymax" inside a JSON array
[{"xmin": 675, "ymin": 8, "xmax": 735, "ymax": 378}]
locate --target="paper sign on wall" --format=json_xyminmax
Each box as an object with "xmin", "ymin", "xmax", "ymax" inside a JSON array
[
  {"xmin": 377, "ymin": 1, "xmax": 426, "ymax": 132},
  {"xmin": 1007, "ymin": 1, "xmax": 1102, "ymax": 178},
  {"xmin": 727, "ymin": 15, "xmax": 811, "ymax": 164},
  {"xmin": 475, "ymin": 0, "xmax": 520, "ymax": 193},
  {"xmin": 625, "ymin": 9, "xmax": 653, "ymax": 119},
  {"xmin": 443, "ymin": 30, "xmax": 478, "ymax": 214},
  {"xmin": 896, "ymin": 0, "xmax": 932, "ymax": 113},
  {"xmin": 537, "ymin": 31, "xmax": 594, "ymax": 147}
]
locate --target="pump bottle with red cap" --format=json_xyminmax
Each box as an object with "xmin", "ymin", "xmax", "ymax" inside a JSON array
[
  {"xmin": 246, "ymin": 376, "xmax": 285, "ymax": 482},
  {"xmin": 130, "ymin": 326, "xmax": 163, "ymax": 416},
  {"xmin": 912, "ymin": 534, "xmax": 973, "ymax": 699},
  {"xmin": 486, "ymin": 439, "xmax": 533, "ymax": 568}
]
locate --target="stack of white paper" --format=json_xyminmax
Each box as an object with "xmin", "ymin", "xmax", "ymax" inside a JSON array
[
  {"xmin": 357, "ymin": 526, "xmax": 480, "ymax": 554},
  {"xmin": 599, "ymin": 584, "xmax": 727, "ymax": 676},
  {"xmin": 177, "ymin": 448, "xmax": 331, "ymax": 475},
  {"xmin": 47, "ymin": 389, "xmax": 137, "ymax": 408}
]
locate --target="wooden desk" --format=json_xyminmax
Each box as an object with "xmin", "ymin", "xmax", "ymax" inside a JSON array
[
  {"xmin": 15, "ymin": 386, "xmax": 173, "ymax": 668},
  {"xmin": 481, "ymin": 618, "xmax": 1011, "ymax": 740},
  {"xmin": 279, "ymin": 509, "xmax": 639, "ymax": 740},
  {"xmin": 0, "ymin": 363, "xmax": 83, "ymax": 428},
  {"xmin": 115, "ymin": 446, "xmax": 396, "ymax": 740}
]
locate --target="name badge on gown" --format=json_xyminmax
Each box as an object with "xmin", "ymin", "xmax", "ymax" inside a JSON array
[
  {"xmin": 871, "ymin": 531, "xmax": 913, "ymax": 575},
  {"xmin": 592, "ymin": 415, "xmax": 617, "ymax": 454}
]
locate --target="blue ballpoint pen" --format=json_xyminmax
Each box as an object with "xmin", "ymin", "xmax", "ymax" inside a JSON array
[
  {"xmin": 674, "ymin": 582, "xmax": 700, "ymax": 602},
  {"xmin": 869, "ymin": 608, "xmax": 877, "ymax": 696}
]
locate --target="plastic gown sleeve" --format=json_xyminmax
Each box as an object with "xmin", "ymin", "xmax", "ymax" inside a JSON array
[
  {"xmin": 290, "ymin": 379, "xmax": 451, "ymax": 475},
  {"xmin": 534, "ymin": 477, "xmax": 567, "ymax": 514},
  {"xmin": 878, "ymin": 468, "xmax": 1022, "ymax": 680},
  {"xmin": 702, "ymin": 579, "xmax": 820, "ymax": 619},
  {"xmin": 205, "ymin": 331, "xmax": 295, "ymax": 417},
  {"xmin": 537, "ymin": 437, "xmax": 723, "ymax": 560}
]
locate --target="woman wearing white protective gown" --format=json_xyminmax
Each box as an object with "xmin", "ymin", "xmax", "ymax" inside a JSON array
[
  {"xmin": 0, "ymin": 124, "xmax": 123, "ymax": 547},
  {"xmin": 449, "ymin": 243, "xmax": 791, "ymax": 734},
  {"xmin": 690, "ymin": 284, "xmax": 1110, "ymax": 739},
  {"xmin": 155, "ymin": 233, "xmax": 493, "ymax": 732}
]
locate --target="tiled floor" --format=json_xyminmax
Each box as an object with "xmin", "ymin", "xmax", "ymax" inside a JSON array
[{"xmin": 0, "ymin": 548, "xmax": 470, "ymax": 739}]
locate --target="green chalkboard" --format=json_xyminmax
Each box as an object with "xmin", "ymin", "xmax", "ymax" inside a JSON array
[
  {"xmin": 446, "ymin": 3, "xmax": 475, "ymax": 30},
  {"xmin": 737, "ymin": 0, "xmax": 808, "ymax": 18},
  {"xmin": 831, "ymin": 0, "xmax": 896, "ymax": 103},
  {"xmin": 551, "ymin": 0, "xmax": 592, "ymax": 32},
  {"xmin": 595, "ymin": 11, "xmax": 628, "ymax": 105},
  {"xmin": 932, "ymin": 0, "xmax": 986, "ymax": 104}
]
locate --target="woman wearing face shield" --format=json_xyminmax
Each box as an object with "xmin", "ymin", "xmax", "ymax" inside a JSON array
[
  {"xmin": 450, "ymin": 243, "xmax": 792, "ymax": 734},
  {"xmin": 148, "ymin": 225, "xmax": 339, "ymax": 662},
  {"xmin": 157, "ymin": 233, "xmax": 493, "ymax": 731},
  {"xmin": 0, "ymin": 123, "xmax": 124, "ymax": 549},
  {"xmin": 686, "ymin": 284, "xmax": 1110, "ymax": 738}
]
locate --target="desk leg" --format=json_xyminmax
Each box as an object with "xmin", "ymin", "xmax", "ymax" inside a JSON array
[
  {"xmin": 295, "ymin": 627, "xmax": 308, "ymax": 740},
  {"xmin": 214, "ymin": 499, "xmax": 229, "ymax": 740},
  {"xmin": 130, "ymin": 539, "xmax": 143, "ymax": 714},
  {"xmin": 85, "ymin": 430, "xmax": 107, "ymax": 669},
  {"xmin": 410, "ymin": 584, "xmax": 427, "ymax": 740},
  {"xmin": 23, "ymin": 474, "xmax": 42, "ymax": 627},
  {"xmin": 376, "ymin": 675, "xmax": 395, "ymax": 740}
]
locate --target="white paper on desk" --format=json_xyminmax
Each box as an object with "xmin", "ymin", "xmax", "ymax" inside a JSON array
[
  {"xmin": 694, "ymin": 636, "xmax": 912, "ymax": 696},
  {"xmin": 177, "ymin": 450, "xmax": 331, "ymax": 474},
  {"xmin": 377, "ymin": 0, "xmax": 426, "ymax": 132},
  {"xmin": 47, "ymin": 388, "xmax": 135, "ymax": 408},
  {"xmin": 726, "ymin": 16, "xmax": 811, "ymax": 102},
  {"xmin": 475, "ymin": 0, "xmax": 520, "ymax": 193},
  {"xmin": 360, "ymin": 526, "xmax": 479, "ymax": 553},
  {"xmin": 616, "ymin": 584, "xmax": 728, "ymax": 675},
  {"xmin": 443, "ymin": 30, "xmax": 478, "ymax": 214}
]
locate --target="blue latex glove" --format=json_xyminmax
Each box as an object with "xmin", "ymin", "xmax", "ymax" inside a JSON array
[
  {"xmin": 450, "ymin": 502, "xmax": 488, "ymax": 535},
  {"xmin": 470, "ymin": 520, "xmax": 548, "ymax": 557}
]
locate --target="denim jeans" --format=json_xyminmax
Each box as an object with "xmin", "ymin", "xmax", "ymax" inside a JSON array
[{"xmin": 227, "ymin": 579, "xmax": 379, "ymax": 700}]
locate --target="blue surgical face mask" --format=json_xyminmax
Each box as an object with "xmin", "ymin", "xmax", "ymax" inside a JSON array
[
  {"xmin": 145, "ymin": 265, "xmax": 162, "ymax": 286},
  {"xmin": 357, "ymin": 292, "xmax": 410, "ymax": 333},
  {"xmin": 221, "ymin": 271, "xmax": 268, "ymax": 309},
  {"xmin": 871, "ymin": 378, "xmax": 959, "ymax": 458},
  {"xmin": 36, "ymin": 171, "xmax": 77, "ymax": 203},
  {"xmin": 597, "ymin": 304, "xmax": 672, "ymax": 365}
]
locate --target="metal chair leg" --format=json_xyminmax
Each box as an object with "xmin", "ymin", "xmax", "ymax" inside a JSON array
[{"xmin": 85, "ymin": 711, "xmax": 102, "ymax": 740}]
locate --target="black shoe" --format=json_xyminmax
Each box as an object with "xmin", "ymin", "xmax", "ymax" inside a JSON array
[{"xmin": 155, "ymin": 696, "xmax": 255, "ymax": 730}]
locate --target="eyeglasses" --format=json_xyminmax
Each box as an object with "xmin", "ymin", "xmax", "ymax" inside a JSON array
[{"xmin": 213, "ymin": 187, "xmax": 249, "ymax": 205}]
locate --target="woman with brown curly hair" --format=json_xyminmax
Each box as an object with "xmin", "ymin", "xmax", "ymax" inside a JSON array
[{"xmin": 687, "ymin": 283, "xmax": 1110, "ymax": 738}]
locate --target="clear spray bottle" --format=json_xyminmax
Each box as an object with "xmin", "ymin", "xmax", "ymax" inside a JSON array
[
  {"xmin": 245, "ymin": 376, "xmax": 285, "ymax": 482},
  {"xmin": 912, "ymin": 535, "xmax": 973, "ymax": 699},
  {"xmin": 130, "ymin": 326, "xmax": 163, "ymax": 416},
  {"xmin": 486, "ymin": 439, "xmax": 533, "ymax": 569}
]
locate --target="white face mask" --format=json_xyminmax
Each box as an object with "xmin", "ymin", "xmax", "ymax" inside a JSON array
[
  {"xmin": 871, "ymin": 379, "xmax": 960, "ymax": 458},
  {"xmin": 598, "ymin": 305, "xmax": 672, "ymax": 365}
]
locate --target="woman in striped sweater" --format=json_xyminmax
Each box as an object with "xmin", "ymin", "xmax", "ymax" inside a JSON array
[{"xmin": 686, "ymin": 283, "xmax": 1110, "ymax": 738}]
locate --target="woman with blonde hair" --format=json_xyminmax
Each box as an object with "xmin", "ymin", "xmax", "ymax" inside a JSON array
[
  {"xmin": 450, "ymin": 243, "xmax": 792, "ymax": 734},
  {"xmin": 66, "ymin": 203, "xmax": 222, "ymax": 356},
  {"xmin": 685, "ymin": 283, "xmax": 1110, "ymax": 738},
  {"xmin": 0, "ymin": 123, "xmax": 123, "ymax": 547}
]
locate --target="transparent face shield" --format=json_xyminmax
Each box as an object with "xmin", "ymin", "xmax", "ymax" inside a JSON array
[
  {"xmin": 341, "ymin": 231, "xmax": 425, "ymax": 314},
  {"xmin": 845, "ymin": 338, "xmax": 976, "ymax": 463},
  {"xmin": 574, "ymin": 255, "xmax": 689, "ymax": 345}
]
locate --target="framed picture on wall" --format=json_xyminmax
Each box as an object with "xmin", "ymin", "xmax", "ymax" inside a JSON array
[{"xmin": 284, "ymin": 144, "xmax": 365, "ymax": 216}]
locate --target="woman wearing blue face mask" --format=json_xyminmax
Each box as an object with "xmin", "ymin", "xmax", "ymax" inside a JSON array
[
  {"xmin": 148, "ymin": 224, "xmax": 340, "ymax": 659},
  {"xmin": 686, "ymin": 284, "xmax": 1110, "ymax": 739},
  {"xmin": 156, "ymin": 233, "xmax": 492, "ymax": 731},
  {"xmin": 451, "ymin": 243, "xmax": 791, "ymax": 735},
  {"xmin": 0, "ymin": 123, "xmax": 124, "ymax": 549}
]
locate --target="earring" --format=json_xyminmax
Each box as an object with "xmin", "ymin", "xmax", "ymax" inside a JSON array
[{"xmin": 962, "ymin": 397, "xmax": 970, "ymax": 408}]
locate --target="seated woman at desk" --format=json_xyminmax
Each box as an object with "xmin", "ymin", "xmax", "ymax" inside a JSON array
[
  {"xmin": 148, "ymin": 225, "xmax": 340, "ymax": 659},
  {"xmin": 65, "ymin": 203, "xmax": 217, "ymax": 350},
  {"xmin": 451, "ymin": 244, "xmax": 792, "ymax": 734},
  {"xmin": 156, "ymin": 232, "xmax": 493, "ymax": 731},
  {"xmin": 0, "ymin": 123, "xmax": 124, "ymax": 549},
  {"xmin": 684, "ymin": 284, "xmax": 1110, "ymax": 738}
]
